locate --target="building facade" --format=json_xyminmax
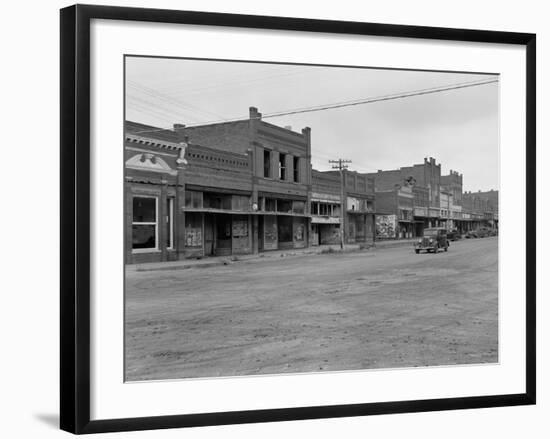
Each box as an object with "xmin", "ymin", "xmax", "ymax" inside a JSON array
[
  {"xmin": 125, "ymin": 107, "xmax": 375, "ymax": 264},
  {"xmin": 462, "ymin": 190, "xmax": 499, "ymax": 230},
  {"xmin": 310, "ymin": 170, "xmax": 342, "ymax": 245},
  {"xmin": 368, "ymin": 157, "xmax": 442, "ymax": 239},
  {"xmin": 367, "ymin": 158, "xmax": 498, "ymax": 239},
  {"xmin": 375, "ymin": 184, "xmax": 415, "ymax": 239}
]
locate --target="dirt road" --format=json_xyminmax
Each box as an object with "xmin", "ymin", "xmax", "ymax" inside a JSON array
[{"xmin": 125, "ymin": 237, "xmax": 498, "ymax": 381}]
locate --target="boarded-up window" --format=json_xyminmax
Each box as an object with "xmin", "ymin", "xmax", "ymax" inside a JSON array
[
  {"xmin": 294, "ymin": 219, "xmax": 305, "ymax": 241},
  {"xmin": 232, "ymin": 217, "xmax": 248, "ymax": 237},
  {"xmin": 185, "ymin": 213, "xmax": 202, "ymax": 247}
]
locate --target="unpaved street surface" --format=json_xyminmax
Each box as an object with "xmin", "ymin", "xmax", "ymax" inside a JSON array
[{"xmin": 125, "ymin": 238, "xmax": 498, "ymax": 381}]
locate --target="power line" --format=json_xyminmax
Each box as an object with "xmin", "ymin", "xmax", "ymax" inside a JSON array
[
  {"xmin": 129, "ymin": 77, "xmax": 498, "ymax": 135},
  {"xmin": 262, "ymin": 78, "xmax": 498, "ymax": 119},
  {"xmin": 127, "ymin": 81, "xmax": 226, "ymax": 122}
]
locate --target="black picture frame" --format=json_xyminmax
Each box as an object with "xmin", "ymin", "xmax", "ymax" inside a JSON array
[{"xmin": 60, "ymin": 4, "xmax": 536, "ymax": 434}]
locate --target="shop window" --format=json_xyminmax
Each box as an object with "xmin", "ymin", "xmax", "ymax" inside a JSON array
[
  {"xmin": 265, "ymin": 198, "xmax": 277, "ymax": 212},
  {"xmin": 132, "ymin": 196, "xmax": 157, "ymax": 251},
  {"xmin": 293, "ymin": 156, "xmax": 300, "ymax": 182},
  {"xmin": 311, "ymin": 202, "xmax": 318, "ymax": 215},
  {"xmin": 185, "ymin": 191, "xmax": 202, "ymax": 208},
  {"xmin": 166, "ymin": 198, "xmax": 174, "ymax": 249},
  {"xmin": 263, "ymin": 149, "xmax": 271, "ymax": 178},
  {"xmin": 277, "ymin": 199, "xmax": 292, "ymax": 213},
  {"xmin": 203, "ymin": 192, "xmax": 232, "ymax": 210},
  {"xmin": 292, "ymin": 201, "xmax": 305, "ymax": 214},
  {"xmin": 279, "ymin": 153, "xmax": 286, "ymax": 180},
  {"xmin": 232, "ymin": 195, "xmax": 250, "ymax": 211}
]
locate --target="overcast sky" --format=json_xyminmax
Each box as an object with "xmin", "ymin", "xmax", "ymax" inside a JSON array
[{"xmin": 126, "ymin": 56, "xmax": 499, "ymax": 192}]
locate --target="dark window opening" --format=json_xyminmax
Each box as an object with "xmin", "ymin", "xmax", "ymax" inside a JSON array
[
  {"xmin": 293, "ymin": 201, "xmax": 305, "ymax": 214},
  {"xmin": 133, "ymin": 197, "xmax": 156, "ymax": 222},
  {"xmin": 184, "ymin": 191, "xmax": 203, "ymax": 208},
  {"xmin": 311, "ymin": 202, "xmax": 318, "ymax": 215},
  {"xmin": 263, "ymin": 149, "xmax": 271, "ymax": 178},
  {"xmin": 277, "ymin": 199, "xmax": 292, "ymax": 213},
  {"xmin": 293, "ymin": 156, "xmax": 300, "ymax": 182},
  {"xmin": 203, "ymin": 192, "xmax": 232, "ymax": 210},
  {"xmin": 265, "ymin": 198, "xmax": 277, "ymax": 212}
]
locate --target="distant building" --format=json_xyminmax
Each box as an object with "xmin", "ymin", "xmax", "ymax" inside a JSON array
[
  {"xmin": 310, "ymin": 170, "xmax": 342, "ymax": 245},
  {"xmin": 366, "ymin": 158, "xmax": 498, "ymax": 238},
  {"xmin": 462, "ymin": 190, "xmax": 499, "ymax": 229},
  {"xmin": 375, "ymin": 183, "xmax": 415, "ymax": 239},
  {"xmin": 367, "ymin": 157, "xmax": 442, "ymax": 238}
]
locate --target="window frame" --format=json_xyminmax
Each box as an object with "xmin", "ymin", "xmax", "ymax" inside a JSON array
[
  {"xmin": 279, "ymin": 153, "xmax": 286, "ymax": 180},
  {"xmin": 263, "ymin": 148, "xmax": 271, "ymax": 178},
  {"xmin": 132, "ymin": 195, "xmax": 159, "ymax": 254},
  {"xmin": 293, "ymin": 156, "xmax": 300, "ymax": 182},
  {"xmin": 166, "ymin": 197, "xmax": 174, "ymax": 250}
]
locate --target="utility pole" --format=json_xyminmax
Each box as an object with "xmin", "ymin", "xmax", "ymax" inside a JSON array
[{"xmin": 329, "ymin": 159, "xmax": 352, "ymax": 250}]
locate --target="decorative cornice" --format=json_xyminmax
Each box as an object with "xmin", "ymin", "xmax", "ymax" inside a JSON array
[{"xmin": 126, "ymin": 134, "xmax": 184, "ymax": 151}]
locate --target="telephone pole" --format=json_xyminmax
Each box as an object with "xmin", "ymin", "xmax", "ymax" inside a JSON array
[{"xmin": 329, "ymin": 159, "xmax": 352, "ymax": 250}]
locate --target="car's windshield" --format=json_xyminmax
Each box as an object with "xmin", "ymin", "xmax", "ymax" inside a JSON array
[{"xmin": 424, "ymin": 230, "xmax": 438, "ymax": 237}]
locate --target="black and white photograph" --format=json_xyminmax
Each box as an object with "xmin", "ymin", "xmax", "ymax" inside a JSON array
[{"xmin": 124, "ymin": 56, "xmax": 499, "ymax": 382}]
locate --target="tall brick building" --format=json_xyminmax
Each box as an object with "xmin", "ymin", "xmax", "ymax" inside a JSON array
[
  {"xmin": 366, "ymin": 157, "xmax": 442, "ymax": 238},
  {"xmin": 181, "ymin": 107, "xmax": 311, "ymax": 253}
]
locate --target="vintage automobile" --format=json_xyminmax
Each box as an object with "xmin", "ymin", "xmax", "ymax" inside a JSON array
[
  {"xmin": 447, "ymin": 229, "xmax": 461, "ymax": 241},
  {"xmin": 414, "ymin": 227, "xmax": 449, "ymax": 254}
]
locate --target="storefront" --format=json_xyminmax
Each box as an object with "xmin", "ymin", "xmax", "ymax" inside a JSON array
[
  {"xmin": 257, "ymin": 196, "xmax": 309, "ymax": 251},
  {"xmin": 182, "ymin": 189, "xmax": 254, "ymax": 257}
]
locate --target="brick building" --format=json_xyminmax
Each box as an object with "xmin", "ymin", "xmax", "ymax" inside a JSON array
[
  {"xmin": 125, "ymin": 122, "xmax": 186, "ymax": 264},
  {"xmin": 182, "ymin": 107, "xmax": 311, "ymax": 252},
  {"xmin": 125, "ymin": 107, "xmax": 379, "ymax": 263},
  {"xmin": 367, "ymin": 157, "xmax": 442, "ymax": 238},
  {"xmin": 462, "ymin": 190, "xmax": 499, "ymax": 229},
  {"xmin": 312, "ymin": 170, "xmax": 375, "ymax": 244},
  {"xmin": 441, "ymin": 169, "xmax": 463, "ymax": 206},
  {"xmin": 310, "ymin": 170, "xmax": 342, "ymax": 245},
  {"xmin": 125, "ymin": 108, "xmax": 315, "ymax": 263},
  {"xmin": 342, "ymin": 170, "xmax": 376, "ymax": 244},
  {"xmin": 375, "ymin": 183, "xmax": 415, "ymax": 239}
]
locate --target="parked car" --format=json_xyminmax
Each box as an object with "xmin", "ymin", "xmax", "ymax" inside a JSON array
[
  {"xmin": 415, "ymin": 228, "xmax": 449, "ymax": 254},
  {"xmin": 477, "ymin": 227, "xmax": 492, "ymax": 238},
  {"xmin": 447, "ymin": 229, "xmax": 461, "ymax": 241}
]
